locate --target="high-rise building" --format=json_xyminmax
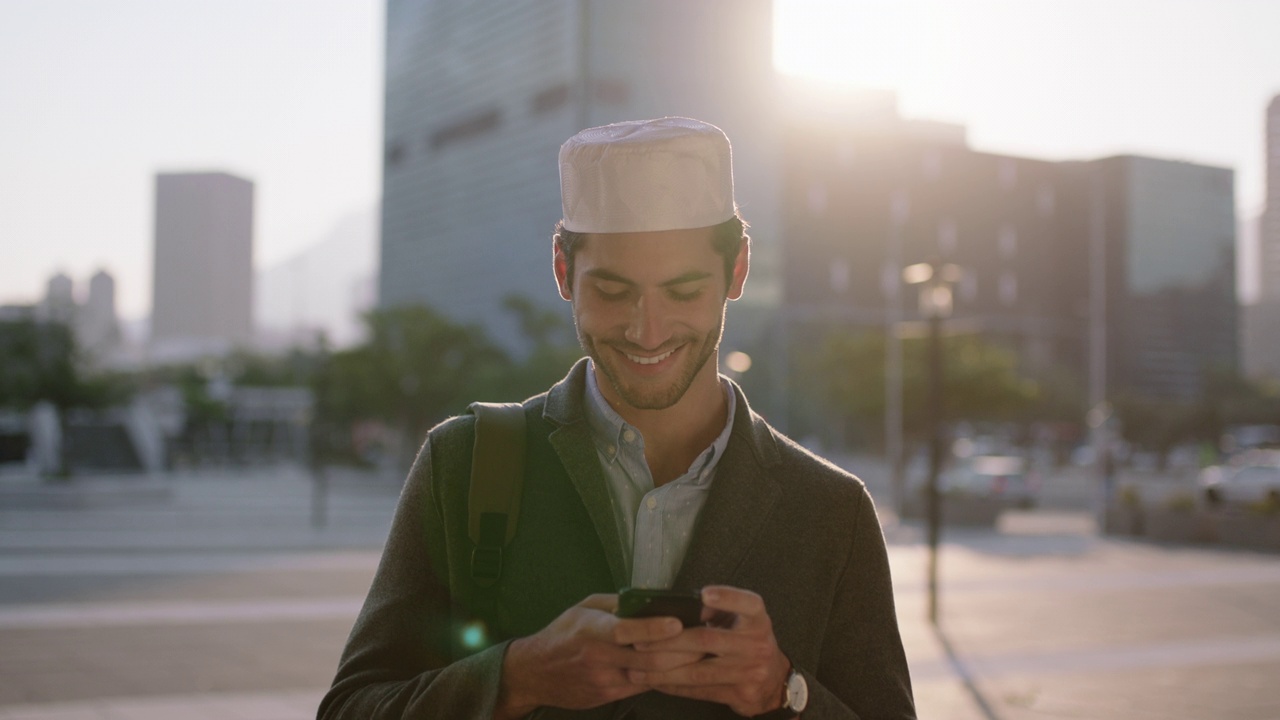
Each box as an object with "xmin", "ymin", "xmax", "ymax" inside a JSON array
[
  {"xmin": 1089, "ymin": 156, "xmax": 1238, "ymax": 401},
  {"xmin": 1243, "ymin": 94, "xmax": 1280, "ymax": 380},
  {"xmin": 378, "ymin": 1, "xmax": 779, "ymax": 352},
  {"xmin": 1260, "ymin": 95, "xmax": 1280, "ymax": 300},
  {"xmin": 151, "ymin": 172, "xmax": 254, "ymax": 351},
  {"xmin": 78, "ymin": 269, "xmax": 121, "ymax": 357},
  {"xmin": 42, "ymin": 271, "xmax": 76, "ymax": 325}
]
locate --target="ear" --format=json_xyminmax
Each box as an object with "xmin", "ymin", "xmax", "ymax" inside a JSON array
[
  {"xmin": 726, "ymin": 240, "xmax": 749, "ymax": 301},
  {"xmin": 552, "ymin": 240, "xmax": 573, "ymax": 301}
]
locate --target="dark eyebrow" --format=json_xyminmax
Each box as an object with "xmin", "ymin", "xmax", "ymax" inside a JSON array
[
  {"xmin": 660, "ymin": 271, "xmax": 712, "ymax": 287},
  {"xmin": 582, "ymin": 269, "xmax": 712, "ymax": 287},
  {"xmin": 583, "ymin": 269, "xmax": 635, "ymax": 286}
]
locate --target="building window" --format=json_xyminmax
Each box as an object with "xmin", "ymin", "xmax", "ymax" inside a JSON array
[
  {"xmin": 922, "ymin": 150, "xmax": 942, "ymax": 181},
  {"xmin": 999, "ymin": 224, "xmax": 1017, "ymax": 258},
  {"xmin": 938, "ymin": 218, "xmax": 957, "ymax": 255},
  {"xmin": 999, "ymin": 159, "xmax": 1018, "ymax": 190},
  {"xmin": 961, "ymin": 270, "xmax": 978, "ymax": 302},
  {"xmin": 429, "ymin": 109, "xmax": 502, "ymax": 150},
  {"xmin": 1037, "ymin": 185, "xmax": 1055, "ymax": 216},
  {"xmin": 830, "ymin": 259, "xmax": 850, "ymax": 295},
  {"xmin": 838, "ymin": 141, "xmax": 856, "ymax": 168},
  {"xmin": 881, "ymin": 261, "xmax": 899, "ymax": 298},
  {"xmin": 591, "ymin": 79, "xmax": 629, "ymax": 105},
  {"xmin": 999, "ymin": 273, "xmax": 1017, "ymax": 305},
  {"xmin": 532, "ymin": 83, "xmax": 571, "ymax": 115},
  {"xmin": 385, "ymin": 139, "xmax": 408, "ymax": 169},
  {"xmin": 807, "ymin": 182, "xmax": 827, "ymax": 216}
]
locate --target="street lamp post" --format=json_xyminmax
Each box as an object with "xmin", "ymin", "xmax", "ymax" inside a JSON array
[{"xmin": 903, "ymin": 259, "xmax": 962, "ymax": 625}]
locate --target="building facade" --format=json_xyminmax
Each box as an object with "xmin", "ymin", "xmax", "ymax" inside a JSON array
[
  {"xmin": 1244, "ymin": 94, "xmax": 1280, "ymax": 381},
  {"xmin": 1090, "ymin": 156, "xmax": 1238, "ymax": 402},
  {"xmin": 778, "ymin": 113, "xmax": 1237, "ymax": 422},
  {"xmin": 151, "ymin": 172, "xmax": 255, "ymax": 353},
  {"xmin": 1260, "ymin": 95, "xmax": 1280, "ymax": 301},
  {"xmin": 378, "ymin": 0, "xmax": 780, "ymax": 352}
]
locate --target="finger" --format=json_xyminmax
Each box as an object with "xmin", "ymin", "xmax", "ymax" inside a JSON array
[
  {"xmin": 700, "ymin": 606, "xmax": 738, "ymax": 629},
  {"xmin": 649, "ymin": 683, "xmax": 735, "ymax": 704},
  {"xmin": 700, "ymin": 586, "xmax": 764, "ymax": 615},
  {"xmin": 701, "ymin": 586, "xmax": 766, "ymax": 620},
  {"xmin": 636, "ymin": 625, "xmax": 735, "ymax": 656},
  {"xmin": 621, "ymin": 649, "xmax": 705, "ymax": 673},
  {"xmin": 628, "ymin": 657, "xmax": 742, "ymax": 687},
  {"xmin": 612, "ymin": 616, "xmax": 684, "ymax": 646},
  {"xmin": 579, "ymin": 593, "xmax": 619, "ymax": 612}
]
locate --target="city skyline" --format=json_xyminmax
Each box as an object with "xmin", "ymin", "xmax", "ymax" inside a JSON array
[{"xmin": 2, "ymin": 0, "xmax": 1279, "ymax": 319}]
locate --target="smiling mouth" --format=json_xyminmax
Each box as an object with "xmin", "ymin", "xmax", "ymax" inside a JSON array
[{"xmin": 623, "ymin": 347, "xmax": 677, "ymax": 365}]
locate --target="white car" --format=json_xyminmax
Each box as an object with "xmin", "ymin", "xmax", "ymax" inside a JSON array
[
  {"xmin": 913, "ymin": 455, "xmax": 1040, "ymax": 509},
  {"xmin": 1200, "ymin": 463, "xmax": 1280, "ymax": 507}
]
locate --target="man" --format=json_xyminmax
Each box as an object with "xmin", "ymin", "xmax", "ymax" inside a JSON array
[{"xmin": 319, "ymin": 117, "xmax": 915, "ymax": 719}]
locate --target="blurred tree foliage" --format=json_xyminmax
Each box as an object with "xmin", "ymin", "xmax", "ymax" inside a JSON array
[
  {"xmin": 313, "ymin": 306, "xmax": 506, "ymax": 442},
  {"xmin": 1114, "ymin": 365, "xmax": 1280, "ymax": 462},
  {"xmin": 801, "ymin": 329, "xmax": 1067, "ymax": 447},
  {"xmin": 310, "ymin": 298, "xmax": 582, "ymax": 467},
  {"xmin": 0, "ymin": 317, "xmax": 129, "ymax": 411},
  {"xmin": 498, "ymin": 295, "xmax": 583, "ymax": 400}
]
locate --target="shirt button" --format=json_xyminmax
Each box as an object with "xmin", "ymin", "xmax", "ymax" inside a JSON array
[
  {"xmin": 607, "ymin": 444, "xmax": 616, "ymax": 456},
  {"xmin": 623, "ymin": 429, "xmax": 636, "ymax": 443},
  {"xmin": 646, "ymin": 496, "xmax": 657, "ymax": 510}
]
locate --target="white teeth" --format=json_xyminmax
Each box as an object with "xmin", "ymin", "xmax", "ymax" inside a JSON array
[{"xmin": 625, "ymin": 349, "xmax": 674, "ymax": 365}]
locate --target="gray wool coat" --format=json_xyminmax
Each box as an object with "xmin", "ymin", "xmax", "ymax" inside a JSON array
[{"xmin": 318, "ymin": 359, "xmax": 916, "ymax": 719}]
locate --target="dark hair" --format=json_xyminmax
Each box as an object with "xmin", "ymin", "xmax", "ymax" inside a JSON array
[{"xmin": 553, "ymin": 213, "xmax": 749, "ymax": 291}]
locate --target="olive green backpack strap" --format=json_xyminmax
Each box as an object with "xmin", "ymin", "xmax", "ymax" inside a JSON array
[{"xmin": 466, "ymin": 402, "xmax": 527, "ymax": 588}]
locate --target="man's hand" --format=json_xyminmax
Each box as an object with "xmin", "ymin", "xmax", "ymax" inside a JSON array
[
  {"xmin": 625, "ymin": 586, "xmax": 792, "ymax": 717},
  {"xmin": 496, "ymin": 594, "xmax": 704, "ymax": 719}
]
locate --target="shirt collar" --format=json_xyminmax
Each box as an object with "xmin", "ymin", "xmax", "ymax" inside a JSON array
[
  {"xmin": 583, "ymin": 359, "xmax": 736, "ymax": 478},
  {"xmin": 584, "ymin": 363, "xmax": 628, "ymax": 462}
]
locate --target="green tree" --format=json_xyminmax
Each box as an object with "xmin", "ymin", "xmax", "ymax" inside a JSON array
[
  {"xmin": 311, "ymin": 305, "xmax": 511, "ymax": 466},
  {"xmin": 0, "ymin": 317, "xmax": 128, "ymax": 411},
  {"xmin": 803, "ymin": 329, "xmax": 1045, "ymax": 448},
  {"xmin": 499, "ymin": 294, "xmax": 582, "ymax": 400}
]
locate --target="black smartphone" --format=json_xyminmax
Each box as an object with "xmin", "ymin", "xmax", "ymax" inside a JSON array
[{"xmin": 616, "ymin": 587, "xmax": 703, "ymax": 628}]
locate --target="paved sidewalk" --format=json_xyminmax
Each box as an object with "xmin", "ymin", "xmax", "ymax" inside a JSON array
[{"xmin": 3, "ymin": 468, "xmax": 1280, "ymax": 719}]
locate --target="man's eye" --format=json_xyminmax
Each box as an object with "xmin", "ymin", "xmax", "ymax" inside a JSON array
[
  {"xmin": 668, "ymin": 287, "xmax": 703, "ymax": 302},
  {"xmin": 596, "ymin": 285, "xmax": 629, "ymax": 300}
]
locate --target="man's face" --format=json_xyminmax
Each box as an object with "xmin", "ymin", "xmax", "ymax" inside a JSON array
[{"xmin": 554, "ymin": 227, "xmax": 747, "ymax": 412}]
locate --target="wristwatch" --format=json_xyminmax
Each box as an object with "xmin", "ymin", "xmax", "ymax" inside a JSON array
[{"xmin": 752, "ymin": 667, "xmax": 808, "ymax": 719}]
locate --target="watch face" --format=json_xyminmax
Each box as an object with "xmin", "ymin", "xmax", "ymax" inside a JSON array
[{"xmin": 786, "ymin": 670, "xmax": 809, "ymax": 712}]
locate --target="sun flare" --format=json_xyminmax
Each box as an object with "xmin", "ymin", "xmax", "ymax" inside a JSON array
[{"xmin": 773, "ymin": 0, "xmax": 937, "ymax": 92}]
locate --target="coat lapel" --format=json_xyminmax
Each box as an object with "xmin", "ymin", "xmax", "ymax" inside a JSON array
[
  {"xmin": 543, "ymin": 360, "xmax": 629, "ymax": 589},
  {"xmin": 673, "ymin": 384, "xmax": 782, "ymax": 591}
]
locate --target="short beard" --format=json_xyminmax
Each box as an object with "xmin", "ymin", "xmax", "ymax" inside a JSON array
[{"xmin": 578, "ymin": 314, "xmax": 724, "ymax": 411}]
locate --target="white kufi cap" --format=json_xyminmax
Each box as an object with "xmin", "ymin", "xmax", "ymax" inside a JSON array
[{"xmin": 559, "ymin": 117, "xmax": 736, "ymax": 234}]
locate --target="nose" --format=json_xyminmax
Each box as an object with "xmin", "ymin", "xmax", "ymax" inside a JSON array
[{"xmin": 624, "ymin": 293, "xmax": 669, "ymax": 349}]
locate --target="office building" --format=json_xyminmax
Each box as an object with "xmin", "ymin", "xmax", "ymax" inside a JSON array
[
  {"xmin": 1067, "ymin": 156, "xmax": 1236, "ymax": 402},
  {"xmin": 1244, "ymin": 95, "xmax": 1280, "ymax": 380},
  {"xmin": 378, "ymin": 0, "xmax": 779, "ymax": 351},
  {"xmin": 1260, "ymin": 95, "xmax": 1280, "ymax": 300},
  {"xmin": 151, "ymin": 172, "xmax": 254, "ymax": 353},
  {"xmin": 42, "ymin": 272, "xmax": 76, "ymax": 325},
  {"xmin": 778, "ymin": 109, "xmax": 1237, "ymax": 412},
  {"xmin": 78, "ymin": 270, "xmax": 121, "ymax": 358}
]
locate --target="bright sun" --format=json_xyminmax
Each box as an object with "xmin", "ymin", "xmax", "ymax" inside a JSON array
[{"xmin": 773, "ymin": 0, "xmax": 934, "ymax": 91}]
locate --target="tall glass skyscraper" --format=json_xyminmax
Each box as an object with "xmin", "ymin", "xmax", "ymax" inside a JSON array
[{"xmin": 378, "ymin": 1, "xmax": 779, "ymax": 350}]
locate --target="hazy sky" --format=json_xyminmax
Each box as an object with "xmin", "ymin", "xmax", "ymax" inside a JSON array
[
  {"xmin": 0, "ymin": 0, "xmax": 383, "ymax": 319},
  {"xmin": 3, "ymin": 0, "xmax": 1278, "ymax": 319}
]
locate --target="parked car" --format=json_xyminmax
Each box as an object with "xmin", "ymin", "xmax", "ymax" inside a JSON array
[
  {"xmin": 944, "ymin": 455, "xmax": 1039, "ymax": 509},
  {"xmin": 1199, "ymin": 463, "xmax": 1280, "ymax": 508}
]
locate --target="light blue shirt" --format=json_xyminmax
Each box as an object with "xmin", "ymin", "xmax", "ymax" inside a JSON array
[{"xmin": 583, "ymin": 360, "xmax": 736, "ymax": 589}]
